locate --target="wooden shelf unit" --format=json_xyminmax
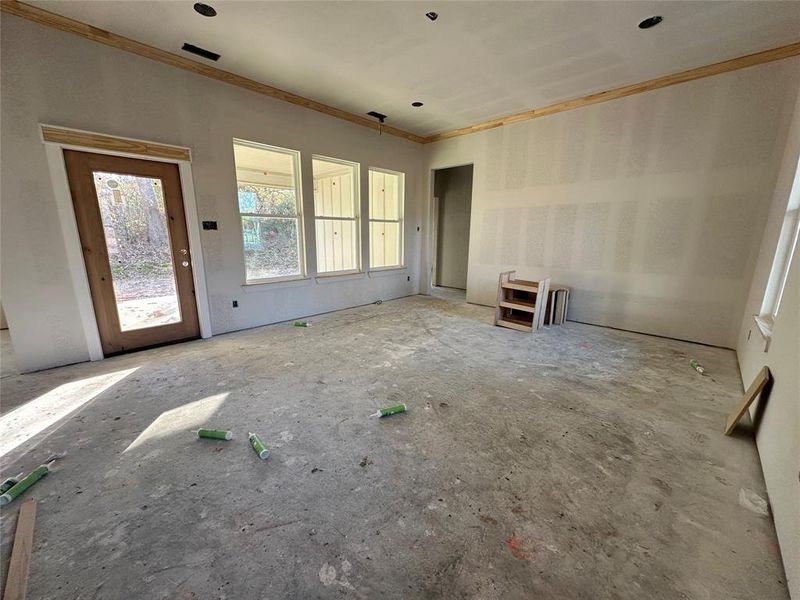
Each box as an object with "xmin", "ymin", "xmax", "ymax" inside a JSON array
[{"xmin": 494, "ymin": 271, "xmax": 551, "ymax": 333}]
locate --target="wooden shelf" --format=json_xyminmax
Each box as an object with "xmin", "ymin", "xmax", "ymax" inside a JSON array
[
  {"xmin": 501, "ymin": 280, "xmax": 538, "ymax": 293},
  {"xmin": 499, "ymin": 299, "xmax": 536, "ymax": 313},
  {"xmin": 494, "ymin": 271, "xmax": 551, "ymax": 333},
  {"xmin": 497, "ymin": 317, "xmax": 533, "ymax": 332}
]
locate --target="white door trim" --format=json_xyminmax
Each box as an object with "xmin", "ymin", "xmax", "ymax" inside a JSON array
[{"xmin": 41, "ymin": 125, "xmax": 212, "ymax": 362}]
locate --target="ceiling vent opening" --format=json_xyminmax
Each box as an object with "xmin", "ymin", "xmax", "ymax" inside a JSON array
[
  {"xmin": 411, "ymin": 102, "xmax": 424, "ymax": 107},
  {"xmin": 181, "ymin": 43, "xmax": 221, "ymax": 61},
  {"xmin": 367, "ymin": 111, "xmax": 388, "ymax": 136},
  {"xmin": 638, "ymin": 15, "xmax": 663, "ymax": 29}
]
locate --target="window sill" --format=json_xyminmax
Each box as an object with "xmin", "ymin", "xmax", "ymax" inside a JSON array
[
  {"xmin": 753, "ymin": 314, "xmax": 773, "ymax": 352},
  {"xmin": 368, "ymin": 266, "xmax": 407, "ymax": 278},
  {"xmin": 753, "ymin": 314, "xmax": 773, "ymax": 339},
  {"xmin": 315, "ymin": 271, "xmax": 365, "ymax": 284},
  {"xmin": 242, "ymin": 276, "xmax": 311, "ymax": 292}
]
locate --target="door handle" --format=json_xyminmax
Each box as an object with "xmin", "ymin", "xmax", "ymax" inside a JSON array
[{"xmin": 178, "ymin": 248, "xmax": 190, "ymax": 267}]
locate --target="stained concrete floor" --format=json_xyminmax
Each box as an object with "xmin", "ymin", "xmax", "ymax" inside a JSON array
[{"xmin": 0, "ymin": 293, "xmax": 788, "ymax": 599}]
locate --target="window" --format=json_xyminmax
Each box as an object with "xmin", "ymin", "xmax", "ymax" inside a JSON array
[
  {"xmin": 369, "ymin": 168, "xmax": 404, "ymax": 269},
  {"xmin": 312, "ymin": 156, "xmax": 360, "ymax": 273},
  {"xmin": 760, "ymin": 155, "xmax": 800, "ymax": 324},
  {"xmin": 233, "ymin": 140, "xmax": 305, "ymax": 283}
]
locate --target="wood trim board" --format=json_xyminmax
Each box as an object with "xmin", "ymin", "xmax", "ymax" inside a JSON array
[
  {"xmin": 41, "ymin": 126, "xmax": 191, "ymax": 161},
  {"xmin": 1, "ymin": 0, "xmax": 426, "ymax": 144},
  {"xmin": 425, "ymin": 41, "xmax": 800, "ymax": 143},
  {"xmin": 3, "ymin": 499, "xmax": 37, "ymax": 600},
  {"xmin": 724, "ymin": 366, "xmax": 771, "ymax": 435},
  {"xmin": 3, "ymin": 0, "xmax": 798, "ymax": 146}
]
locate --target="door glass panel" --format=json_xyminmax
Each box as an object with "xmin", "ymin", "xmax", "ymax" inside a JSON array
[{"xmin": 92, "ymin": 171, "xmax": 181, "ymax": 331}]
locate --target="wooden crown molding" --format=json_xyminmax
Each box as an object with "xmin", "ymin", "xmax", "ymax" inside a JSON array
[
  {"xmin": 4, "ymin": 1, "xmax": 799, "ymax": 146},
  {"xmin": 425, "ymin": 40, "xmax": 800, "ymax": 143},
  {"xmin": 1, "ymin": 0, "xmax": 427, "ymax": 145},
  {"xmin": 41, "ymin": 125, "xmax": 192, "ymax": 161}
]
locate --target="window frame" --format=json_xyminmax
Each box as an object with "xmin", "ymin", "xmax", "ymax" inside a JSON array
[
  {"xmin": 760, "ymin": 205, "xmax": 799, "ymax": 321},
  {"xmin": 761, "ymin": 157, "xmax": 800, "ymax": 318},
  {"xmin": 232, "ymin": 138, "xmax": 307, "ymax": 285},
  {"xmin": 755, "ymin": 155, "xmax": 800, "ymax": 346},
  {"xmin": 312, "ymin": 155, "xmax": 362, "ymax": 276},
  {"xmin": 368, "ymin": 167, "xmax": 405, "ymax": 271},
  {"xmin": 771, "ymin": 208, "xmax": 799, "ymax": 315}
]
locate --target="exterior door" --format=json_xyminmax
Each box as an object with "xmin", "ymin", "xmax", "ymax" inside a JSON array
[{"xmin": 64, "ymin": 150, "xmax": 200, "ymax": 355}]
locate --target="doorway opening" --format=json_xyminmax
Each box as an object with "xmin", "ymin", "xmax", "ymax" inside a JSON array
[
  {"xmin": 0, "ymin": 301, "xmax": 18, "ymax": 379},
  {"xmin": 432, "ymin": 165, "xmax": 473, "ymax": 292},
  {"xmin": 63, "ymin": 150, "xmax": 200, "ymax": 355}
]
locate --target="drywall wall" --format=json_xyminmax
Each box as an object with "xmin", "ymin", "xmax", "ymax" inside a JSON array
[
  {"xmin": 0, "ymin": 15, "xmax": 423, "ymax": 372},
  {"xmin": 434, "ymin": 165, "xmax": 473, "ymax": 289},
  {"xmin": 424, "ymin": 58, "xmax": 800, "ymax": 348},
  {"xmin": 736, "ymin": 88, "xmax": 800, "ymax": 600}
]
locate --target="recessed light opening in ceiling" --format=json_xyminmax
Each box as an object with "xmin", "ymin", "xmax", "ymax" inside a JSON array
[
  {"xmin": 193, "ymin": 3, "xmax": 217, "ymax": 17},
  {"xmin": 411, "ymin": 102, "xmax": 424, "ymax": 108},
  {"xmin": 638, "ymin": 15, "xmax": 663, "ymax": 29},
  {"xmin": 426, "ymin": 12, "xmax": 438, "ymax": 21}
]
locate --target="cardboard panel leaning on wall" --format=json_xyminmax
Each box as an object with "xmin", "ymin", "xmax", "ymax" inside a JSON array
[
  {"xmin": 0, "ymin": 14, "xmax": 424, "ymax": 372},
  {"xmin": 424, "ymin": 58, "xmax": 800, "ymax": 348}
]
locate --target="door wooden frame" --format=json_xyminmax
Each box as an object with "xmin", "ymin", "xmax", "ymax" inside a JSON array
[
  {"xmin": 431, "ymin": 195, "xmax": 440, "ymax": 287},
  {"xmin": 65, "ymin": 150, "xmax": 201, "ymax": 354},
  {"xmin": 42, "ymin": 125, "xmax": 212, "ymax": 361}
]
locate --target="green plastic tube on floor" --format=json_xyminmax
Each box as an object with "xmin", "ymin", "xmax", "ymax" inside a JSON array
[
  {"xmin": 196, "ymin": 428, "xmax": 233, "ymax": 440},
  {"xmin": 248, "ymin": 432, "xmax": 270, "ymax": 459},
  {"xmin": 0, "ymin": 472, "xmax": 24, "ymax": 495},
  {"xmin": 0, "ymin": 464, "xmax": 50, "ymax": 506},
  {"xmin": 371, "ymin": 404, "xmax": 407, "ymax": 418}
]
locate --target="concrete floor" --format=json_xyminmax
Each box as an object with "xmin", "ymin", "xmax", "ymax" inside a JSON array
[{"xmin": 0, "ymin": 293, "xmax": 787, "ymax": 599}]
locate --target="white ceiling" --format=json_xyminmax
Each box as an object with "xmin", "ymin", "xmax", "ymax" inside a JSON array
[{"xmin": 32, "ymin": 1, "xmax": 800, "ymax": 136}]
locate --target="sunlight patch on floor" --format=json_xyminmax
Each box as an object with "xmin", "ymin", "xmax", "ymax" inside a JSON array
[
  {"xmin": 123, "ymin": 393, "xmax": 229, "ymax": 453},
  {"xmin": 0, "ymin": 367, "xmax": 139, "ymax": 457}
]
